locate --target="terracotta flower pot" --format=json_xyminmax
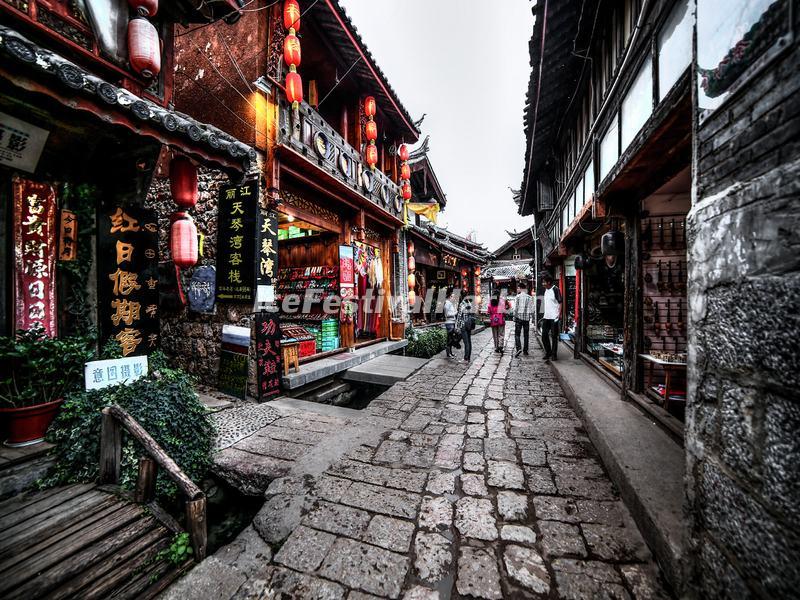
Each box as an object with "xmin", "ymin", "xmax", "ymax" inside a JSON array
[{"xmin": 0, "ymin": 399, "xmax": 63, "ymax": 447}]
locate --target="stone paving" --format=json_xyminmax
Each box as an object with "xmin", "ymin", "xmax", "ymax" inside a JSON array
[{"xmin": 163, "ymin": 329, "xmax": 672, "ymax": 599}]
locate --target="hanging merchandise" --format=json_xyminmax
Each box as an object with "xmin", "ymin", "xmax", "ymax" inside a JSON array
[
  {"xmin": 170, "ymin": 155, "xmax": 198, "ymax": 209},
  {"xmin": 127, "ymin": 17, "xmax": 160, "ymax": 78},
  {"xmin": 128, "ymin": 0, "xmax": 158, "ymax": 17},
  {"xmin": 170, "ymin": 212, "xmax": 198, "ymax": 269},
  {"xmin": 283, "ymin": 0, "xmax": 303, "ymax": 108},
  {"xmin": 364, "ymin": 96, "xmax": 378, "ymax": 169}
]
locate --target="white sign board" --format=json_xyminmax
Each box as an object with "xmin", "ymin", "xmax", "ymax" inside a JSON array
[
  {"xmin": 85, "ymin": 356, "xmax": 149, "ymax": 391},
  {"xmin": 0, "ymin": 112, "xmax": 49, "ymax": 173}
]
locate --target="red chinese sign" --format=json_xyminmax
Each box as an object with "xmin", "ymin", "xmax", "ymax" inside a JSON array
[
  {"xmin": 339, "ymin": 245, "xmax": 355, "ymax": 287},
  {"xmin": 255, "ymin": 312, "xmax": 282, "ymax": 399},
  {"xmin": 13, "ymin": 177, "xmax": 57, "ymax": 336}
]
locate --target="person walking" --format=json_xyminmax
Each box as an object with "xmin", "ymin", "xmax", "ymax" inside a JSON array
[
  {"xmin": 513, "ymin": 281, "xmax": 534, "ymax": 357},
  {"xmin": 456, "ymin": 296, "xmax": 475, "ymax": 362},
  {"xmin": 541, "ymin": 273, "xmax": 563, "ymax": 361},
  {"xmin": 487, "ymin": 293, "xmax": 509, "ymax": 353},
  {"xmin": 443, "ymin": 288, "xmax": 459, "ymax": 359}
]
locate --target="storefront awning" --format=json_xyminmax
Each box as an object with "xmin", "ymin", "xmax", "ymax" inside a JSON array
[{"xmin": 0, "ymin": 25, "xmax": 256, "ymax": 174}]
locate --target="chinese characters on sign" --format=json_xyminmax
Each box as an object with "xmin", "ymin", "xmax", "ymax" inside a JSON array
[
  {"xmin": 256, "ymin": 209, "xmax": 278, "ymax": 305},
  {"xmin": 13, "ymin": 177, "xmax": 57, "ymax": 336},
  {"xmin": 98, "ymin": 206, "xmax": 159, "ymax": 357},
  {"xmin": 84, "ymin": 356, "xmax": 149, "ymax": 391},
  {"xmin": 217, "ymin": 180, "xmax": 258, "ymax": 303},
  {"xmin": 255, "ymin": 313, "xmax": 282, "ymax": 399},
  {"xmin": 58, "ymin": 209, "xmax": 78, "ymax": 261},
  {"xmin": 0, "ymin": 112, "xmax": 49, "ymax": 173}
]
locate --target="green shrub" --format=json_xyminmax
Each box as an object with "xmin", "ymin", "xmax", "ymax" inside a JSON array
[
  {"xmin": 0, "ymin": 327, "xmax": 95, "ymax": 408},
  {"xmin": 405, "ymin": 326, "xmax": 448, "ymax": 359},
  {"xmin": 41, "ymin": 351, "xmax": 215, "ymax": 501}
]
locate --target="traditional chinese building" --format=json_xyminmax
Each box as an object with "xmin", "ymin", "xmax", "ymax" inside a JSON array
[
  {"xmin": 147, "ymin": 0, "xmax": 423, "ymax": 395},
  {"xmin": 0, "ymin": 2, "xmax": 254, "ymax": 362},
  {"xmin": 481, "ymin": 230, "xmax": 535, "ymax": 312},
  {"xmin": 517, "ymin": 0, "xmax": 800, "ymax": 595}
]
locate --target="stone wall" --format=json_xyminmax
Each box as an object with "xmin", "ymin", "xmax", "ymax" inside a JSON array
[
  {"xmin": 685, "ymin": 22, "xmax": 800, "ymax": 598},
  {"xmin": 146, "ymin": 164, "xmax": 257, "ymax": 390}
]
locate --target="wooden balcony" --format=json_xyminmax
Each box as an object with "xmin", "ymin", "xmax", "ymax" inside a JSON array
[{"xmin": 277, "ymin": 98, "xmax": 404, "ymax": 223}]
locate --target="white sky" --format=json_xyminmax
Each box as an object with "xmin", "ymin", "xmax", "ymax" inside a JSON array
[{"xmin": 339, "ymin": 0, "xmax": 536, "ymax": 252}]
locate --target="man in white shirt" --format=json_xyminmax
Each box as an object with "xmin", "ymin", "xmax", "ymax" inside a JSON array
[
  {"xmin": 513, "ymin": 281, "xmax": 534, "ymax": 357},
  {"xmin": 541, "ymin": 273, "xmax": 562, "ymax": 361},
  {"xmin": 443, "ymin": 288, "xmax": 458, "ymax": 358}
]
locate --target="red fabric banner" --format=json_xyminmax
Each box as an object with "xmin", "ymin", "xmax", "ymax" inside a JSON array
[{"xmin": 13, "ymin": 177, "xmax": 57, "ymax": 336}]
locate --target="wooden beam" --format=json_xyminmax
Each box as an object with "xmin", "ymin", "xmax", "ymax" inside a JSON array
[{"xmin": 99, "ymin": 412, "xmax": 121, "ymax": 485}]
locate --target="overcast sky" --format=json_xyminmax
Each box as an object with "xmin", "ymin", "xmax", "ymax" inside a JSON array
[{"xmin": 339, "ymin": 0, "xmax": 536, "ymax": 252}]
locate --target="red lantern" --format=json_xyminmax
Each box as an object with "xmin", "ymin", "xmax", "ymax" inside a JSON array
[
  {"xmin": 408, "ymin": 290, "xmax": 416, "ymax": 306},
  {"xmin": 128, "ymin": 17, "xmax": 161, "ymax": 78},
  {"xmin": 402, "ymin": 182, "xmax": 412, "ymax": 200},
  {"xmin": 398, "ymin": 144, "xmax": 410, "ymax": 162},
  {"xmin": 400, "ymin": 163, "xmax": 411, "ymax": 180},
  {"xmin": 128, "ymin": 0, "xmax": 158, "ymax": 17},
  {"xmin": 170, "ymin": 156, "xmax": 198, "ymax": 209},
  {"xmin": 283, "ymin": 0, "xmax": 301, "ymax": 32},
  {"xmin": 365, "ymin": 120, "xmax": 378, "ymax": 142},
  {"xmin": 364, "ymin": 96, "xmax": 377, "ymax": 118},
  {"xmin": 408, "ymin": 256, "xmax": 416, "ymax": 271},
  {"xmin": 285, "ymin": 71, "xmax": 303, "ymax": 106},
  {"xmin": 408, "ymin": 273, "xmax": 416, "ymax": 289},
  {"xmin": 170, "ymin": 212, "xmax": 198, "ymax": 269},
  {"xmin": 407, "ymin": 241, "xmax": 415, "ymax": 254},
  {"xmin": 283, "ymin": 32, "xmax": 301, "ymax": 67},
  {"xmin": 366, "ymin": 144, "xmax": 378, "ymax": 168}
]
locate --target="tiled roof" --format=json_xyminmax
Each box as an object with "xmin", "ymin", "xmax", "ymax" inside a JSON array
[{"xmin": 482, "ymin": 261, "xmax": 533, "ymax": 280}]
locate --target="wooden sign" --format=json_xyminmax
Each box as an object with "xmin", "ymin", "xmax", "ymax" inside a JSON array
[
  {"xmin": 97, "ymin": 206, "xmax": 159, "ymax": 357},
  {"xmin": 217, "ymin": 180, "xmax": 258, "ymax": 303},
  {"xmin": 256, "ymin": 209, "xmax": 278, "ymax": 305},
  {"xmin": 13, "ymin": 177, "xmax": 57, "ymax": 336},
  {"xmin": 218, "ymin": 325, "xmax": 250, "ymax": 399},
  {"xmin": 255, "ymin": 312, "xmax": 282, "ymax": 400},
  {"xmin": 58, "ymin": 209, "xmax": 78, "ymax": 261}
]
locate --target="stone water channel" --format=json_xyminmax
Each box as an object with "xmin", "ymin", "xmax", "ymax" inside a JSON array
[{"xmin": 163, "ymin": 329, "xmax": 672, "ymax": 599}]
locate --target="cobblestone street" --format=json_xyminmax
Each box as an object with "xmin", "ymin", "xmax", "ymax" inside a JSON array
[{"xmin": 169, "ymin": 328, "xmax": 672, "ymax": 599}]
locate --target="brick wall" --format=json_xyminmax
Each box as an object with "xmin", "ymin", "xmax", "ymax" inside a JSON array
[
  {"xmin": 146, "ymin": 166, "xmax": 257, "ymax": 389},
  {"xmin": 686, "ymin": 16, "xmax": 800, "ymax": 597}
]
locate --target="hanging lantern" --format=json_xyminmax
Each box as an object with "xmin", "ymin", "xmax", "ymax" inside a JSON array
[
  {"xmin": 366, "ymin": 143, "xmax": 378, "ymax": 169},
  {"xmin": 170, "ymin": 212, "xmax": 198, "ymax": 269},
  {"xmin": 283, "ymin": 32, "xmax": 302, "ymax": 68},
  {"xmin": 283, "ymin": 0, "xmax": 301, "ymax": 32},
  {"xmin": 408, "ymin": 256, "xmax": 416, "ymax": 271},
  {"xmin": 364, "ymin": 96, "xmax": 377, "ymax": 118},
  {"xmin": 400, "ymin": 163, "xmax": 411, "ymax": 180},
  {"xmin": 398, "ymin": 144, "xmax": 410, "ymax": 162},
  {"xmin": 128, "ymin": 0, "xmax": 158, "ymax": 17},
  {"xmin": 285, "ymin": 71, "xmax": 303, "ymax": 107},
  {"xmin": 402, "ymin": 182, "xmax": 412, "ymax": 200},
  {"xmin": 408, "ymin": 273, "xmax": 416, "ymax": 289},
  {"xmin": 407, "ymin": 241, "xmax": 415, "ymax": 255},
  {"xmin": 169, "ymin": 156, "xmax": 198, "ymax": 209},
  {"xmin": 365, "ymin": 120, "xmax": 378, "ymax": 142},
  {"xmin": 408, "ymin": 290, "xmax": 416, "ymax": 306},
  {"xmin": 475, "ymin": 267, "xmax": 481, "ymax": 277},
  {"xmin": 128, "ymin": 17, "xmax": 161, "ymax": 78}
]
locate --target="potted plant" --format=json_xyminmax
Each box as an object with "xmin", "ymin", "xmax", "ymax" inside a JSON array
[{"xmin": 0, "ymin": 326, "xmax": 94, "ymax": 447}]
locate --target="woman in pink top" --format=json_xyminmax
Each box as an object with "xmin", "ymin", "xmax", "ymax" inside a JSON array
[{"xmin": 487, "ymin": 293, "xmax": 510, "ymax": 353}]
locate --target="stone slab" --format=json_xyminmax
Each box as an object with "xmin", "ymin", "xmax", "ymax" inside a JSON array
[
  {"xmin": 548, "ymin": 354, "xmax": 686, "ymax": 590},
  {"xmin": 282, "ymin": 340, "xmax": 409, "ymax": 389},
  {"xmin": 342, "ymin": 354, "xmax": 428, "ymax": 386}
]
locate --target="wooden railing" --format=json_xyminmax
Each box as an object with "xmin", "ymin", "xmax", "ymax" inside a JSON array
[{"xmin": 99, "ymin": 405, "xmax": 207, "ymax": 560}]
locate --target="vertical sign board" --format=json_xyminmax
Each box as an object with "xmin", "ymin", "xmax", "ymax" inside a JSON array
[
  {"xmin": 13, "ymin": 178, "xmax": 57, "ymax": 335},
  {"xmin": 97, "ymin": 206, "xmax": 159, "ymax": 356},
  {"xmin": 217, "ymin": 180, "xmax": 258, "ymax": 303},
  {"xmin": 255, "ymin": 312, "xmax": 282, "ymax": 399},
  {"xmin": 58, "ymin": 209, "xmax": 78, "ymax": 261},
  {"xmin": 255, "ymin": 209, "xmax": 278, "ymax": 306},
  {"xmin": 218, "ymin": 324, "xmax": 250, "ymax": 399}
]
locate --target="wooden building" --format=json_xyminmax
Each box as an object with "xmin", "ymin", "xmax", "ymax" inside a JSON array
[
  {"xmin": 481, "ymin": 230, "xmax": 536, "ymax": 309},
  {"xmin": 0, "ymin": 1, "xmax": 253, "ymax": 350},
  {"xmin": 518, "ymin": 0, "xmax": 692, "ymax": 427}
]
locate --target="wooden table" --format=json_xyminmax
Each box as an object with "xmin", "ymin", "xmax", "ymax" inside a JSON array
[{"xmin": 640, "ymin": 354, "xmax": 687, "ymax": 409}]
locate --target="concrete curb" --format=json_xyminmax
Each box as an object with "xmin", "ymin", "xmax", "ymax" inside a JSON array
[{"xmin": 546, "ymin": 354, "xmax": 687, "ymax": 593}]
